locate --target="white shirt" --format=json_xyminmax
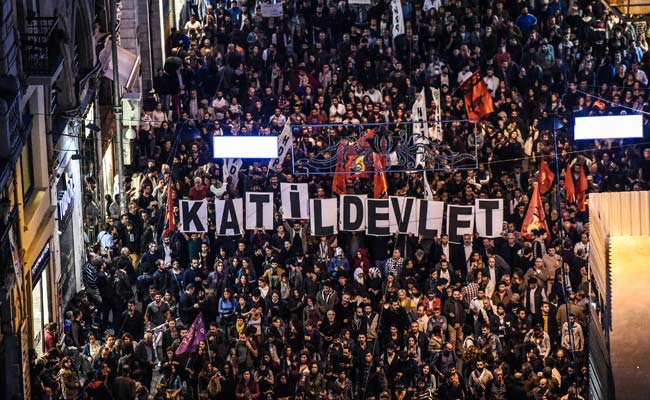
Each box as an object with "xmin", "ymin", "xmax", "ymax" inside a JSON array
[
  {"xmin": 271, "ymin": 113, "xmax": 287, "ymax": 128},
  {"xmin": 329, "ymin": 103, "xmax": 346, "ymax": 122},
  {"xmin": 440, "ymin": 73, "xmax": 450, "ymax": 87},
  {"xmin": 635, "ymin": 70, "xmax": 649, "ymax": 86},
  {"xmin": 574, "ymin": 241, "xmax": 590, "ymax": 257},
  {"xmin": 140, "ymin": 113, "xmax": 153, "ymax": 132},
  {"xmin": 440, "ymin": 243, "xmax": 450, "ymax": 260},
  {"xmin": 422, "ymin": 0, "xmax": 442, "ymax": 12},
  {"xmin": 417, "ymin": 315, "xmax": 430, "ymax": 333},
  {"xmin": 469, "ymin": 296, "xmax": 487, "ymax": 316},
  {"xmin": 184, "ymin": 20, "xmax": 202, "ymax": 33},
  {"xmin": 484, "ymin": 75, "xmax": 500, "ymax": 94},
  {"xmin": 439, "ymin": 268, "xmax": 451, "ymax": 285},
  {"xmin": 163, "ymin": 244, "xmax": 173, "ymax": 267},
  {"xmin": 365, "ymin": 90, "xmax": 382, "ymax": 104},
  {"xmin": 464, "ymin": 244, "xmax": 473, "ymax": 263},
  {"xmin": 98, "ymin": 231, "xmax": 113, "ymax": 249},
  {"xmin": 211, "ymin": 97, "xmax": 228, "ymax": 111},
  {"xmin": 486, "ymin": 266, "xmax": 497, "ymax": 297},
  {"xmin": 457, "ymin": 70, "xmax": 473, "ymax": 84},
  {"xmin": 151, "ymin": 110, "xmax": 167, "ymax": 129}
]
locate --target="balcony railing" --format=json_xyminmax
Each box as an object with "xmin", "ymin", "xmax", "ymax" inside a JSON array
[
  {"xmin": 0, "ymin": 75, "xmax": 33, "ymax": 163},
  {"xmin": 21, "ymin": 16, "xmax": 64, "ymax": 78},
  {"xmin": 0, "ymin": 91, "xmax": 21, "ymax": 159}
]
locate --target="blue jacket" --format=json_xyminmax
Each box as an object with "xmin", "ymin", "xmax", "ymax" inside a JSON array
[
  {"xmin": 218, "ymin": 298, "xmax": 237, "ymax": 317},
  {"xmin": 516, "ymin": 13, "xmax": 537, "ymax": 35},
  {"xmin": 328, "ymin": 257, "xmax": 350, "ymax": 276}
]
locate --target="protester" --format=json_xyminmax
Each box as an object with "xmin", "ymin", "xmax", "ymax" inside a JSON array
[{"xmin": 33, "ymin": 1, "xmax": 650, "ymax": 399}]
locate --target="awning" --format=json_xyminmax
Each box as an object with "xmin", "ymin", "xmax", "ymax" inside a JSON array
[{"xmin": 99, "ymin": 40, "xmax": 141, "ymax": 91}]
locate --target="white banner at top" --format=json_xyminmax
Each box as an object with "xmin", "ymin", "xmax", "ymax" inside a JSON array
[
  {"xmin": 391, "ymin": 0, "xmax": 404, "ymax": 38},
  {"xmin": 412, "ymin": 88, "xmax": 428, "ymax": 168},
  {"xmin": 429, "ymin": 87, "xmax": 443, "ymax": 141}
]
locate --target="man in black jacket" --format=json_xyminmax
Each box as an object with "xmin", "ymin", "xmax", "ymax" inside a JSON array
[
  {"xmin": 134, "ymin": 332, "xmax": 157, "ymax": 390},
  {"xmin": 121, "ymin": 300, "xmax": 145, "ymax": 340},
  {"xmin": 70, "ymin": 309, "xmax": 84, "ymax": 348},
  {"xmin": 140, "ymin": 242, "xmax": 162, "ymax": 275},
  {"xmin": 443, "ymin": 288, "xmax": 466, "ymax": 353},
  {"xmin": 179, "ymin": 283, "xmax": 198, "ymax": 325},
  {"xmin": 152, "ymin": 260, "xmax": 173, "ymax": 293}
]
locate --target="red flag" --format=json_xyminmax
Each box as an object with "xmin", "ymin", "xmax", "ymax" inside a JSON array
[
  {"xmin": 563, "ymin": 163, "xmax": 576, "ymax": 205},
  {"xmin": 332, "ymin": 144, "xmax": 347, "ymax": 196},
  {"xmin": 373, "ymin": 153, "xmax": 388, "ymax": 199},
  {"xmin": 576, "ymin": 164, "xmax": 588, "ymax": 212},
  {"xmin": 163, "ymin": 178, "xmax": 176, "ymax": 236},
  {"xmin": 346, "ymin": 155, "xmax": 367, "ymax": 177},
  {"xmin": 175, "ymin": 312, "xmax": 207, "ymax": 355},
  {"xmin": 538, "ymin": 160, "xmax": 555, "ymax": 195},
  {"xmin": 459, "ymin": 71, "xmax": 495, "ymax": 121},
  {"xmin": 521, "ymin": 183, "xmax": 550, "ymax": 241}
]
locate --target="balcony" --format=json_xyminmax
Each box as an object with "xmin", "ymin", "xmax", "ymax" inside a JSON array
[
  {"xmin": 0, "ymin": 89, "xmax": 21, "ymax": 159},
  {"xmin": 0, "ymin": 77, "xmax": 33, "ymax": 188},
  {"xmin": 21, "ymin": 17, "xmax": 64, "ymax": 81}
]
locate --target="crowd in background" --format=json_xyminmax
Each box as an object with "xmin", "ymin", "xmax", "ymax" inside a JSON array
[{"xmin": 30, "ymin": 0, "xmax": 650, "ymax": 399}]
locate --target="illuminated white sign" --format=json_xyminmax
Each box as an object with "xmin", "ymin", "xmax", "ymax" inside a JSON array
[
  {"xmin": 58, "ymin": 179, "xmax": 75, "ymax": 220},
  {"xmin": 574, "ymin": 114, "xmax": 643, "ymax": 140},
  {"xmin": 213, "ymin": 136, "xmax": 280, "ymax": 159}
]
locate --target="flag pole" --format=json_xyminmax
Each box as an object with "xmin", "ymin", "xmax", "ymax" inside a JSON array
[{"xmin": 551, "ymin": 114, "xmax": 577, "ymax": 364}]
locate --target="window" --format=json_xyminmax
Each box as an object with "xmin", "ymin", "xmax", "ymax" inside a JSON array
[{"xmin": 20, "ymin": 139, "xmax": 34, "ymax": 202}]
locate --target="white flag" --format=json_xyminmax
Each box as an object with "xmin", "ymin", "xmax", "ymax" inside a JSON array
[
  {"xmin": 267, "ymin": 124, "xmax": 292, "ymax": 174},
  {"xmin": 429, "ymin": 87, "xmax": 443, "ymax": 141},
  {"xmin": 223, "ymin": 158, "xmax": 243, "ymax": 186},
  {"xmin": 412, "ymin": 88, "xmax": 428, "ymax": 136},
  {"xmin": 391, "ymin": 0, "xmax": 404, "ymax": 38},
  {"xmin": 423, "ymin": 171, "xmax": 434, "ymax": 201},
  {"xmin": 412, "ymin": 88, "xmax": 429, "ymax": 168}
]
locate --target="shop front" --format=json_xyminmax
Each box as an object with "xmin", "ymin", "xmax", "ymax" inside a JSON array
[
  {"xmin": 57, "ymin": 173, "xmax": 77, "ymax": 307},
  {"xmin": 31, "ymin": 242, "xmax": 51, "ymax": 356}
]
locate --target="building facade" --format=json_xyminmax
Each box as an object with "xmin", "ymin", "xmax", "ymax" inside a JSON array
[{"xmin": 0, "ymin": 0, "xmax": 143, "ymax": 397}]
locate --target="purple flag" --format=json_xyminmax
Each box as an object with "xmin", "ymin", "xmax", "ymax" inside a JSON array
[{"xmin": 175, "ymin": 312, "xmax": 207, "ymax": 355}]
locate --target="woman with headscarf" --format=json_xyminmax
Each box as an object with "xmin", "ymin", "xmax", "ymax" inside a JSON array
[
  {"xmin": 352, "ymin": 267, "xmax": 367, "ymax": 295},
  {"xmin": 366, "ymin": 266, "xmax": 383, "ymax": 303},
  {"xmin": 354, "ymin": 248, "xmax": 372, "ymax": 274}
]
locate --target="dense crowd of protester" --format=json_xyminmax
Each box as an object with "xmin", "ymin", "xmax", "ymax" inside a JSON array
[{"xmin": 30, "ymin": 0, "xmax": 650, "ymax": 399}]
